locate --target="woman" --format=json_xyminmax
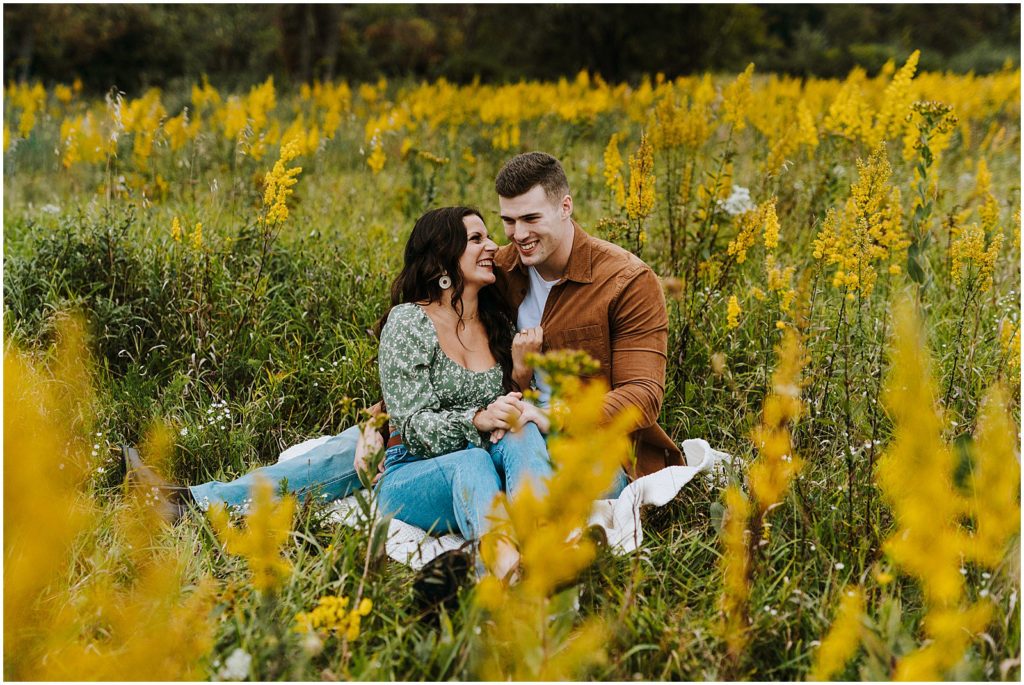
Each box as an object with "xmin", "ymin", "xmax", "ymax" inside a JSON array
[{"xmin": 371, "ymin": 206, "xmax": 550, "ymax": 582}]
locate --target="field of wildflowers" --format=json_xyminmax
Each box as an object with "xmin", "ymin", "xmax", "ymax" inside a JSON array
[{"xmin": 4, "ymin": 54, "xmax": 1021, "ymax": 680}]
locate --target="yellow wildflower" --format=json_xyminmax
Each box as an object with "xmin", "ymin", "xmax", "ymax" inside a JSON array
[
  {"xmin": 795, "ymin": 99, "xmax": 819, "ymax": 150},
  {"xmin": 895, "ymin": 604, "xmax": 993, "ymax": 681},
  {"xmin": 726, "ymin": 295, "xmax": 741, "ymax": 329},
  {"xmin": 5, "ymin": 317, "xmax": 215, "ymax": 680},
  {"xmin": 762, "ymin": 197, "xmax": 780, "ymax": 250},
  {"xmin": 978, "ymin": 191, "xmax": 1000, "ymax": 234},
  {"xmin": 171, "ymin": 217, "xmax": 182, "ymax": 243},
  {"xmin": 869, "ymin": 50, "xmax": 920, "ymax": 147},
  {"xmin": 813, "ymin": 145, "xmax": 904, "ymax": 298},
  {"xmin": 191, "ymin": 76, "xmax": 222, "ymax": 110},
  {"xmin": 972, "ymin": 158, "xmax": 992, "ymax": 202},
  {"xmin": 208, "ymin": 475, "xmax": 296, "ymax": 594},
  {"xmin": 718, "ymin": 485, "xmax": 751, "ymax": 658},
  {"xmin": 966, "ymin": 384, "xmax": 1021, "ymax": 567},
  {"xmin": 293, "ymin": 595, "xmax": 372, "ymax": 641},
  {"xmin": 875, "ymin": 297, "xmax": 1006, "ymax": 680},
  {"xmin": 876, "ymin": 298, "xmax": 970, "ymax": 605},
  {"xmin": 262, "ymin": 140, "xmax": 303, "ymax": 227},
  {"xmin": 726, "ymin": 208, "xmax": 760, "ymax": 264},
  {"xmin": 477, "ymin": 368, "xmax": 636, "ymax": 680},
  {"xmin": 625, "ymin": 132, "xmax": 655, "ymax": 222},
  {"xmin": 823, "ymin": 67, "xmax": 873, "ymax": 142},
  {"xmin": 54, "ymin": 83, "xmax": 73, "ymax": 104},
  {"xmin": 721, "ymin": 63, "xmax": 755, "ymax": 131},
  {"xmin": 190, "ymin": 222, "xmax": 203, "ymax": 251},
  {"xmin": 748, "ymin": 329, "xmax": 805, "ymax": 511},
  {"xmin": 950, "ymin": 222, "xmax": 1002, "ymax": 292},
  {"xmin": 998, "ymin": 318, "xmax": 1020, "ymax": 381},
  {"xmin": 809, "ymin": 587, "xmax": 865, "ymax": 681},
  {"xmin": 603, "ymin": 132, "xmax": 627, "ymax": 211},
  {"xmin": 367, "ymin": 136, "xmax": 386, "ymax": 175}
]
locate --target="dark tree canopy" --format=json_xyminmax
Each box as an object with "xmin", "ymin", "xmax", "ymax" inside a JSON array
[{"xmin": 4, "ymin": 4, "xmax": 1020, "ymax": 93}]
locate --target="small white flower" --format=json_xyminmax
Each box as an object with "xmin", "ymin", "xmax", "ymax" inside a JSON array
[
  {"xmin": 960, "ymin": 567, "xmax": 968, "ymax": 575},
  {"xmin": 809, "ymin": 544, "xmax": 816, "ymax": 551},
  {"xmin": 319, "ymin": 367, "xmax": 324, "ymax": 372},
  {"xmin": 216, "ymin": 647, "xmax": 252, "ymax": 681},
  {"xmin": 719, "ymin": 185, "xmax": 755, "ymax": 216},
  {"xmin": 180, "ymin": 428, "xmax": 188, "ymax": 436},
  {"xmin": 834, "ymin": 562, "xmax": 845, "ymax": 570},
  {"xmin": 980, "ymin": 589, "xmax": 990, "ymax": 598},
  {"xmin": 982, "ymin": 572, "xmax": 992, "ymax": 579},
  {"xmin": 301, "ymin": 631, "xmax": 323, "ymax": 656},
  {"xmin": 97, "ymin": 467, "xmax": 106, "ymax": 474}
]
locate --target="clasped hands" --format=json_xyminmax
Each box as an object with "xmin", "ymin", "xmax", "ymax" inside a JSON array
[{"xmin": 472, "ymin": 391, "xmax": 550, "ymax": 442}]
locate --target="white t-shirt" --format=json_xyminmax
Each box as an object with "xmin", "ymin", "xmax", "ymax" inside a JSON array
[{"xmin": 517, "ymin": 266, "xmax": 559, "ymax": 407}]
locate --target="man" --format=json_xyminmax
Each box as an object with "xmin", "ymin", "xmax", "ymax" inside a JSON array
[
  {"xmin": 494, "ymin": 152, "xmax": 682, "ymax": 481},
  {"xmin": 126, "ymin": 151, "xmax": 682, "ymax": 517}
]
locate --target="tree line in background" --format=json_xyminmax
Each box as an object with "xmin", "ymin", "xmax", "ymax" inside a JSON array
[{"xmin": 4, "ymin": 4, "xmax": 1021, "ymax": 93}]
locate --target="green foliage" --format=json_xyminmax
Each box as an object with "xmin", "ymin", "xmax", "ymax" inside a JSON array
[{"xmin": 3, "ymin": 5, "xmax": 1019, "ymax": 91}]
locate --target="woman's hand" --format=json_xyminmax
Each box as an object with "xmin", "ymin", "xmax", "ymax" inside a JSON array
[
  {"xmin": 473, "ymin": 392, "xmax": 522, "ymax": 435},
  {"xmin": 489, "ymin": 399, "xmax": 550, "ymax": 443},
  {"xmin": 512, "ymin": 326, "xmax": 543, "ymax": 389}
]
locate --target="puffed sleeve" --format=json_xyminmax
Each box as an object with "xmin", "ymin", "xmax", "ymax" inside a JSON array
[{"xmin": 378, "ymin": 305, "xmax": 484, "ymax": 458}]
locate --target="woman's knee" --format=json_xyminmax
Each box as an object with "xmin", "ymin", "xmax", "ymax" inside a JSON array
[{"xmin": 455, "ymin": 448, "xmax": 501, "ymax": 487}]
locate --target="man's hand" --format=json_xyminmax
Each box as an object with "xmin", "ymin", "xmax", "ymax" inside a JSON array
[
  {"xmin": 515, "ymin": 400, "xmax": 550, "ymax": 434},
  {"xmin": 512, "ymin": 326, "xmax": 543, "ymax": 389},
  {"xmin": 354, "ymin": 421, "xmax": 385, "ymax": 486}
]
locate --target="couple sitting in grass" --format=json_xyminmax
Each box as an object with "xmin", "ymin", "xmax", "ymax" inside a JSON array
[{"xmin": 127, "ymin": 151, "xmax": 683, "ymax": 590}]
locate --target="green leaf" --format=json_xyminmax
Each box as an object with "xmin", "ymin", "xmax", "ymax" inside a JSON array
[
  {"xmin": 907, "ymin": 253, "xmax": 926, "ymax": 284},
  {"xmin": 710, "ymin": 501, "xmax": 726, "ymax": 535}
]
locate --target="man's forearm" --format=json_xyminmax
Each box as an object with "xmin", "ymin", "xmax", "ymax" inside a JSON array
[{"xmin": 602, "ymin": 365, "xmax": 666, "ymax": 429}]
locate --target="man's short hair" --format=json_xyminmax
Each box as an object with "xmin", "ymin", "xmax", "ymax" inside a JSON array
[{"xmin": 495, "ymin": 151, "xmax": 570, "ymax": 202}]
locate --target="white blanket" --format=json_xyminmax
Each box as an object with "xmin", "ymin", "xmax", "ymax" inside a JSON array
[{"xmin": 279, "ymin": 438, "xmax": 729, "ymax": 571}]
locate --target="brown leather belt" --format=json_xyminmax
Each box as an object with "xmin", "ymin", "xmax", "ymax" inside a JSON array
[{"xmin": 386, "ymin": 430, "xmax": 403, "ymax": 449}]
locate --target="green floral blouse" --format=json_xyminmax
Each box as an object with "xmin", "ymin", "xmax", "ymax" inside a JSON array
[{"xmin": 378, "ymin": 303, "xmax": 504, "ymax": 458}]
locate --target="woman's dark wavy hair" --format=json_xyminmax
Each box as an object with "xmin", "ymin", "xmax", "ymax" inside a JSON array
[{"xmin": 377, "ymin": 206, "xmax": 518, "ymax": 392}]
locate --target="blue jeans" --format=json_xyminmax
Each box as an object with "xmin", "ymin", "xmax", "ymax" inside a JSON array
[
  {"xmin": 375, "ymin": 422, "xmax": 553, "ymax": 541},
  {"xmin": 188, "ymin": 422, "xmax": 630, "ymax": 514},
  {"xmin": 189, "ymin": 424, "xmax": 364, "ymax": 510}
]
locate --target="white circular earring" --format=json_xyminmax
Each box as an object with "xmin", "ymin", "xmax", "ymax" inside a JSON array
[{"xmin": 438, "ymin": 274, "xmax": 452, "ymax": 290}]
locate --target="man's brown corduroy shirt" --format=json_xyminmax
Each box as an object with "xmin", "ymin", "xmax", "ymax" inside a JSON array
[{"xmin": 495, "ymin": 221, "xmax": 684, "ymax": 479}]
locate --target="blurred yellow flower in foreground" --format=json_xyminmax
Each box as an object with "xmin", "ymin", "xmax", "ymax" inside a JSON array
[
  {"xmin": 5, "ymin": 315, "xmax": 214, "ymax": 680},
  {"xmin": 208, "ymin": 475, "xmax": 297, "ymax": 594}
]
